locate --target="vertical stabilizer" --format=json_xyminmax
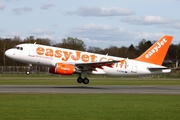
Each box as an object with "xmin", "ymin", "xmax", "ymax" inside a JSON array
[{"xmin": 135, "ymin": 35, "xmax": 173, "ymax": 65}]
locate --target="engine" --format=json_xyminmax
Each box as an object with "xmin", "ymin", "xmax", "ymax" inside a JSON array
[{"xmin": 49, "ymin": 63, "xmax": 75, "ymax": 75}]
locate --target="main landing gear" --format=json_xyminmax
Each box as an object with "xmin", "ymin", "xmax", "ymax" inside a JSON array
[{"xmin": 77, "ymin": 74, "xmax": 89, "ymax": 84}]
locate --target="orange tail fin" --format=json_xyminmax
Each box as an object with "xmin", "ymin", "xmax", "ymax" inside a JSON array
[{"xmin": 135, "ymin": 35, "xmax": 173, "ymax": 65}]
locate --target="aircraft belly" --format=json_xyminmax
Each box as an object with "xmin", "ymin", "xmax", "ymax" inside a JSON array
[
  {"xmin": 104, "ymin": 67, "xmax": 131, "ymax": 76},
  {"xmin": 92, "ymin": 68, "xmax": 106, "ymax": 75},
  {"xmin": 103, "ymin": 66, "xmax": 152, "ymax": 76}
]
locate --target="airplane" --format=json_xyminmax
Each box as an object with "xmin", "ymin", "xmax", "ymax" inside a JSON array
[{"xmin": 5, "ymin": 35, "xmax": 173, "ymax": 84}]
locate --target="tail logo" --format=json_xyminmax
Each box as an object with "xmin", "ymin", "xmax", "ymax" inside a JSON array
[{"xmin": 145, "ymin": 38, "xmax": 167, "ymax": 59}]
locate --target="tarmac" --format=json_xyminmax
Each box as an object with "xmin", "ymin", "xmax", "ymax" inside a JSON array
[{"xmin": 0, "ymin": 85, "xmax": 180, "ymax": 94}]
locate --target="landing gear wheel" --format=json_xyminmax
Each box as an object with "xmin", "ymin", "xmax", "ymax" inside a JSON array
[
  {"xmin": 26, "ymin": 70, "xmax": 30, "ymax": 75},
  {"xmin": 77, "ymin": 77, "xmax": 83, "ymax": 83},
  {"xmin": 26, "ymin": 64, "xmax": 32, "ymax": 75},
  {"xmin": 83, "ymin": 77, "xmax": 89, "ymax": 84}
]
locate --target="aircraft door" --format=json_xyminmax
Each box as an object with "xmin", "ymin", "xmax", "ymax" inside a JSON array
[
  {"xmin": 132, "ymin": 62, "xmax": 138, "ymax": 73},
  {"xmin": 29, "ymin": 45, "xmax": 36, "ymax": 57}
]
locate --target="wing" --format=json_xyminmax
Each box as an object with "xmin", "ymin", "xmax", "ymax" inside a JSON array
[
  {"xmin": 75, "ymin": 60, "xmax": 119, "ymax": 70},
  {"xmin": 50, "ymin": 60, "xmax": 120, "ymax": 74}
]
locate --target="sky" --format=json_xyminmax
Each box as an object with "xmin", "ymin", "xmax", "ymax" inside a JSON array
[{"xmin": 0, "ymin": 0, "xmax": 180, "ymax": 48}]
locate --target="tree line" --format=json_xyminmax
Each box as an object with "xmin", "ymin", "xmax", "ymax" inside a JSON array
[{"xmin": 0, "ymin": 36, "xmax": 180, "ymax": 67}]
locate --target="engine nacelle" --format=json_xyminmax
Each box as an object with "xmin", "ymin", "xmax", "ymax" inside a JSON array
[{"xmin": 49, "ymin": 63, "xmax": 75, "ymax": 75}]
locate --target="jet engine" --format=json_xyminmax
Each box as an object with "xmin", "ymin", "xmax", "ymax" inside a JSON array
[{"xmin": 49, "ymin": 63, "xmax": 75, "ymax": 75}]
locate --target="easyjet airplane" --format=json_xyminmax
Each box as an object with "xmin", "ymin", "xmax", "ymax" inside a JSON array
[{"xmin": 5, "ymin": 35, "xmax": 173, "ymax": 84}]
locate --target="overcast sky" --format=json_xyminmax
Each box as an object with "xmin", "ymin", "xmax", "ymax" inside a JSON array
[{"xmin": 0, "ymin": 0, "xmax": 180, "ymax": 48}]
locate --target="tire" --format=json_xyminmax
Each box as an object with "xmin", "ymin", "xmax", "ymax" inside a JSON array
[
  {"xmin": 77, "ymin": 77, "xmax": 83, "ymax": 83},
  {"xmin": 83, "ymin": 77, "xmax": 89, "ymax": 84},
  {"xmin": 26, "ymin": 71, "xmax": 30, "ymax": 75}
]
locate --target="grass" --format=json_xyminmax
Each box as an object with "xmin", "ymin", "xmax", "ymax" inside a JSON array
[
  {"xmin": 0, "ymin": 74, "xmax": 180, "ymax": 120},
  {"xmin": 0, "ymin": 74, "xmax": 180, "ymax": 85},
  {"xmin": 0, "ymin": 94, "xmax": 180, "ymax": 120}
]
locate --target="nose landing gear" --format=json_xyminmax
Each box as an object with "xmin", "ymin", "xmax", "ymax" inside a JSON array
[
  {"xmin": 26, "ymin": 64, "xmax": 32, "ymax": 75},
  {"xmin": 26, "ymin": 70, "xmax": 31, "ymax": 75}
]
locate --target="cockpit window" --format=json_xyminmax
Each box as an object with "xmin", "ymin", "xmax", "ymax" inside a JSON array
[{"xmin": 13, "ymin": 46, "xmax": 23, "ymax": 50}]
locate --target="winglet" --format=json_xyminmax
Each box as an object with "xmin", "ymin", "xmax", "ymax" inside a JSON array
[{"xmin": 135, "ymin": 35, "xmax": 173, "ymax": 65}]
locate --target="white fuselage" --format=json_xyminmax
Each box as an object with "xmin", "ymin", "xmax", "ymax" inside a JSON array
[{"xmin": 5, "ymin": 43, "xmax": 170, "ymax": 76}]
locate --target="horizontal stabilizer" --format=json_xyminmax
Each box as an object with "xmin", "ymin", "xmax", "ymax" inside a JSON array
[{"xmin": 148, "ymin": 67, "xmax": 171, "ymax": 73}]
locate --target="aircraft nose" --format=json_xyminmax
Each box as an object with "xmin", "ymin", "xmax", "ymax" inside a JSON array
[{"xmin": 5, "ymin": 49, "xmax": 13, "ymax": 58}]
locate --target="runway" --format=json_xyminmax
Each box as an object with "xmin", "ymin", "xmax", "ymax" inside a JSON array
[{"xmin": 0, "ymin": 85, "xmax": 180, "ymax": 94}]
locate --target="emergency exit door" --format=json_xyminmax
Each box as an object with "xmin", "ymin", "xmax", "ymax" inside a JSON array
[
  {"xmin": 29, "ymin": 45, "xmax": 36, "ymax": 57},
  {"xmin": 132, "ymin": 62, "xmax": 138, "ymax": 73}
]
